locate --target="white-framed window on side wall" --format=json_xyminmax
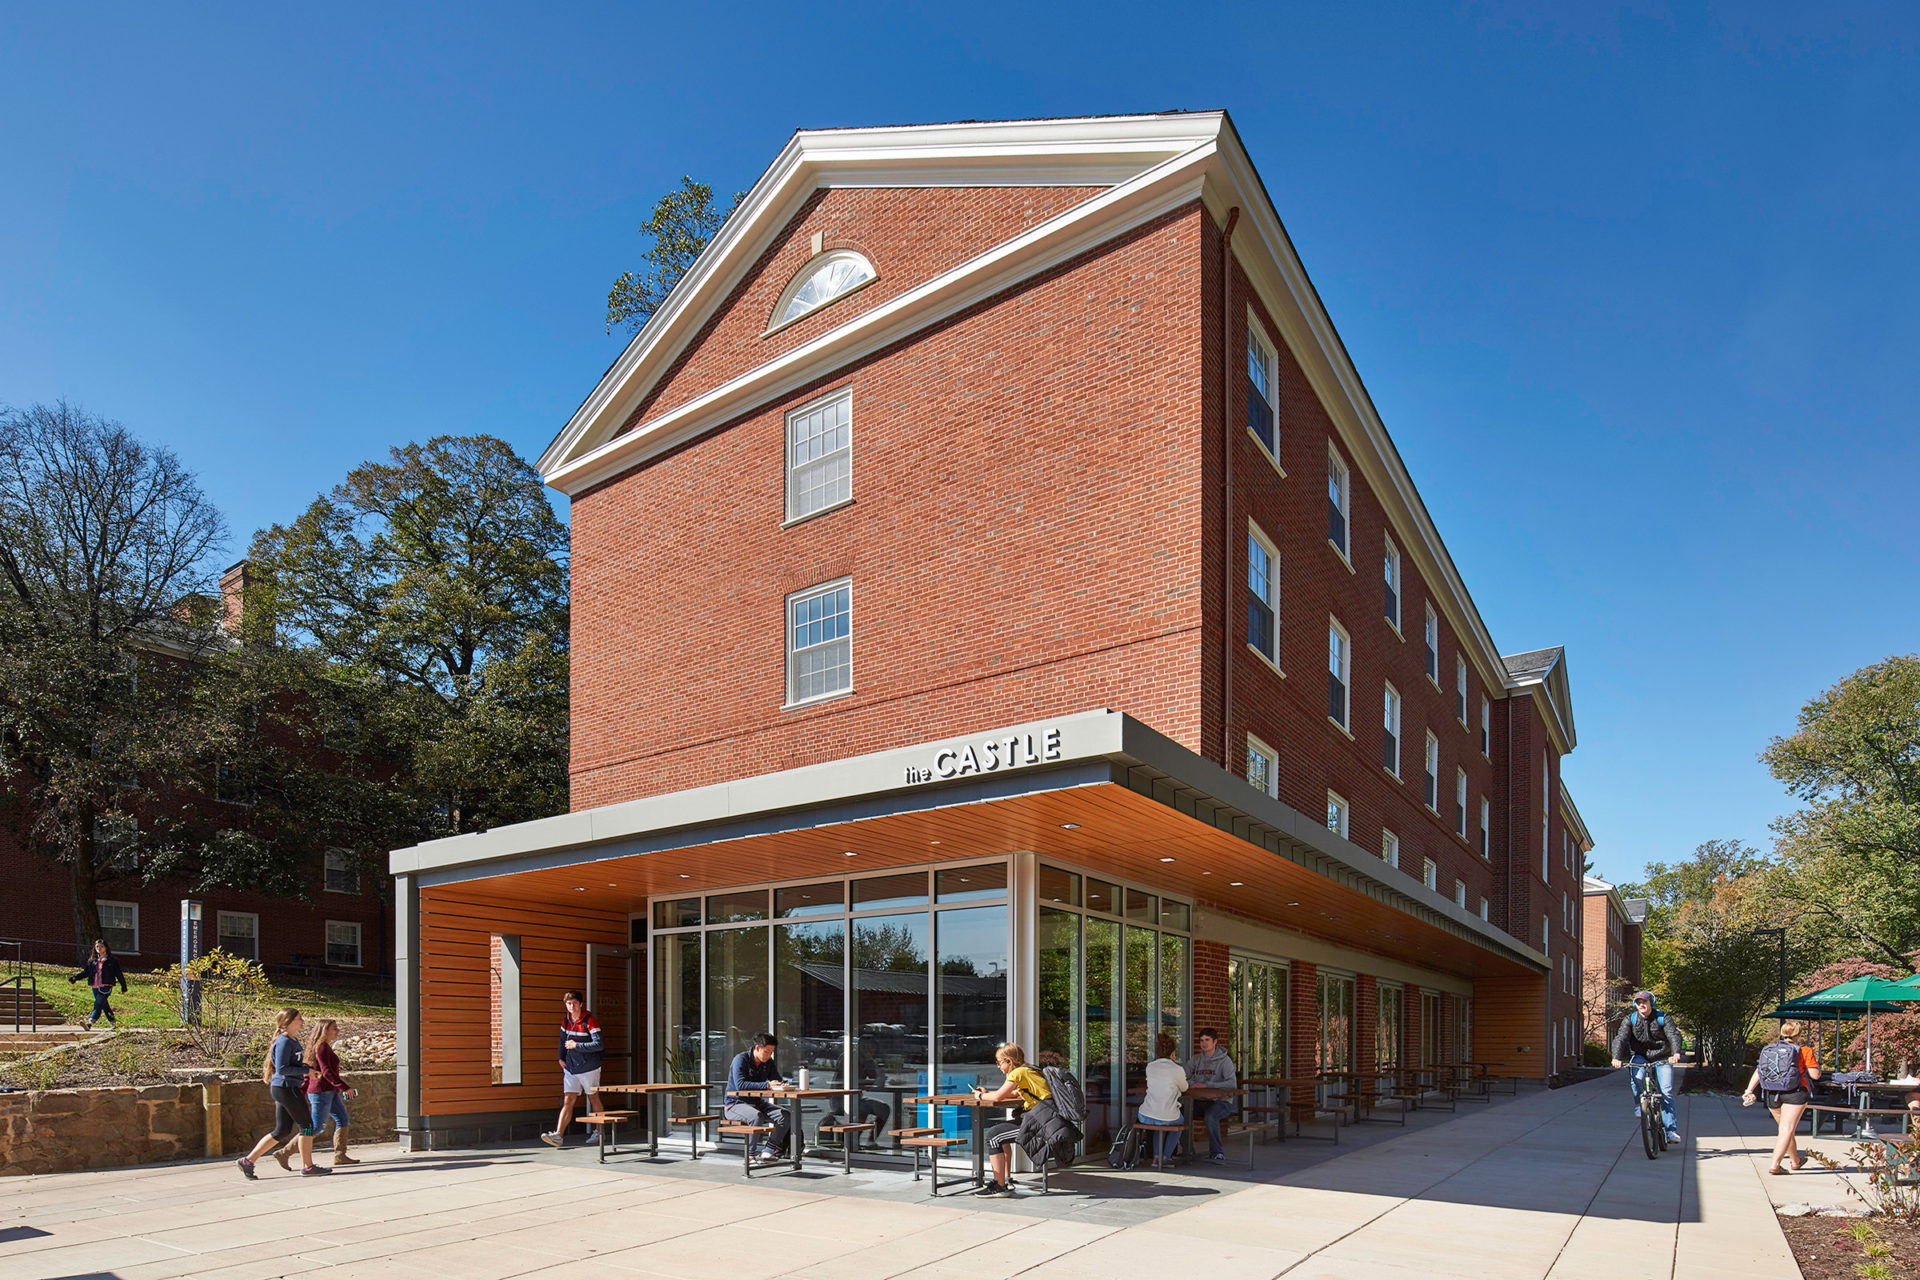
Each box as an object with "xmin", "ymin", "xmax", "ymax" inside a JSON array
[
  {"xmin": 1424, "ymin": 732, "xmax": 1439, "ymax": 811},
  {"xmin": 786, "ymin": 579, "xmax": 853, "ymax": 706},
  {"xmin": 1424, "ymin": 604, "xmax": 1439, "ymax": 685},
  {"xmin": 1328, "ymin": 618, "xmax": 1351, "ymax": 731},
  {"xmin": 1455, "ymin": 655, "xmax": 1468, "ymax": 725},
  {"xmin": 1541, "ymin": 750, "xmax": 1550, "ymax": 879},
  {"xmin": 1382, "ymin": 683, "xmax": 1401, "ymax": 778},
  {"xmin": 1247, "ymin": 522, "xmax": 1280, "ymax": 668},
  {"xmin": 217, "ymin": 911, "xmax": 259, "ymax": 960},
  {"xmin": 1479, "ymin": 797, "xmax": 1491, "ymax": 859},
  {"xmin": 785, "ymin": 388, "xmax": 853, "ymax": 522},
  {"xmin": 1327, "ymin": 445, "xmax": 1351, "ymax": 560},
  {"xmin": 1383, "ymin": 537, "xmax": 1401, "ymax": 632},
  {"xmin": 1480, "ymin": 696, "xmax": 1491, "ymax": 757},
  {"xmin": 1422, "ymin": 858, "xmax": 1438, "ymax": 891},
  {"xmin": 1455, "ymin": 768, "xmax": 1468, "ymax": 838},
  {"xmin": 1383, "ymin": 830, "xmax": 1400, "ymax": 870},
  {"xmin": 1246, "ymin": 734, "xmax": 1279, "ymax": 798},
  {"xmin": 1246, "ymin": 316, "xmax": 1279, "ymax": 460},
  {"xmin": 1326, "ymin": 791, "xmax": 1349, "ymax": 839},
  {"xmin": 97, "ymin": 900, "xmax": 138, "ymax": 954},
  {"xmin": 324, "ymin": 848, "xmax": 359, "ymax": 895},
  {"xmin": 1479, "ymin": 896, "xmax": 1490, "ymax": 921},
  {"xmin": 326, "ymin": 921, "xmax": 363, "ymax": 968},
  {"xmin": 1454, "ymin": 881, "xmax": 1467, "ymax": 909}
]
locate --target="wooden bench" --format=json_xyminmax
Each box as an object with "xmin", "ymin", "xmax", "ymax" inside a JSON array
[
  {"xmin": 669, "ymin": 1111, "xmax": 723, "ymax": 1159},
  {"xmin": 576, "ymin": 1111, "xmax": 639, "ymax": 1164},
  {"xmin": 1238, "ymin": 1104, "xmax": 1287, "ymax": 1141},
  {"xmin": 1125, "ymin": 1121, "xmax": 1186, "ymax": 1169},
  {"xmin": 1219, "ymin": 1121, "xmax": 1259, "ymax": 1169},
  {"xmin": 1354, "ymin": 1090, "xmax": 1409, "ymax": 1126},
  {"xmin": 899, "ymin": 1134, "xmax": 969, "ymax": 1195},
  {"xmin": 818, "ymin": 1121, "xmax": 879, "ymax": 1174},
  {"xmin": 716, "ymin": 1122, "xmax": 778, "ymax": 1177},
  {"xmin": 1286, "ymin": 1101, "xmax": 1339, "ymax": 1143}
]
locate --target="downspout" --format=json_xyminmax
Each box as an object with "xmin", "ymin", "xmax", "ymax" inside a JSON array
[{"xmin": 1218, "ymin": 205, "xmax": 1241, "ymax": 768}]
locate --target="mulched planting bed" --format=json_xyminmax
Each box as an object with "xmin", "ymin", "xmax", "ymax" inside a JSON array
[
  {"xmin": 1780, "ymin": 1216, "xmax": 1920, "ymax": 1280},
  {"xmin": 1, "ymin": 1020, "xmax": 394, "ymax": 1089}
]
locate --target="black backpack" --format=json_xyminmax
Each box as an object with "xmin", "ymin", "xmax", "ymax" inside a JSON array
[
  {"xmin": 1042, "ymin": 1065, "xmax": 1087, "ymax": 1125},
  {"xmin": 1755, "ymin": 1041, "xmax": 1802, "ymax": 1092}
]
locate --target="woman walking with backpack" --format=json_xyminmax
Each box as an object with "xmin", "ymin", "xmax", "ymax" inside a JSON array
[
  {"xmin": 1742, "ymin": 1019, "xmax": 1821, "ymax": 1174},
  {"xmin": 235, "ymin": 1008, "xmax": 329, "ymax": 1179},
  {"xmin": 305, "ymin": 1018, "xmax": 360, "ymax": 1168}
]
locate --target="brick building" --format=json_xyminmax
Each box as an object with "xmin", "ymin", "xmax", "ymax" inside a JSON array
[
  {"xmin": 0, "ymin": 562, "xmax": 391, "ymax": 978},
  {"xmin": 1581, "ymin": 875, "xmax": 1644, "ymax": 1047},
  {"xmin": 391, "ymin": 112, "xmax": 1597, "ymax": 1150}
]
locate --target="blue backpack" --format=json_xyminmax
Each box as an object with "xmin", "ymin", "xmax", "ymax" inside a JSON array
[{"xmin": 1755, "ymin": 1041, "xmax": 1802, "ymax": 1092}]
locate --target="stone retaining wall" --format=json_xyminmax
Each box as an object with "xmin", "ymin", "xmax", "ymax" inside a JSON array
[{"xmin": 0, "ymin": 1072, "xmax": 395, "ymax": 1176}]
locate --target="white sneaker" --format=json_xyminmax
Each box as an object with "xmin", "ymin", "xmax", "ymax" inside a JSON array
[
  {"xmin": 584, "ymin": 1129, "xmax": 603, "ymax": 1145},
  {"xmin": 1666, "ymin": 1130, "xmax": 1681, "ymax": 1143},
  {"xmin": 539, "ymin": 1132, "xmax": 566, "ymax": 1148}
]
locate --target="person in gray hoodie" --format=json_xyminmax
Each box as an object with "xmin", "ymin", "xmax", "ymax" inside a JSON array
[{"xmin": 1183, "ymin": 1028, "xmax": 1239, "ymax": 1162}]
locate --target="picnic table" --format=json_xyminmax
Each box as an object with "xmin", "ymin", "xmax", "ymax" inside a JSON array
[
  {"xmin": 912, "ymin": 1092, "xmax": 1016, "ymax": 1194},
  {"xmin": 732, "ymin": 1086, "xmax": 864, "ymax": 1175},
  {"xmin": 588, "ymin": 1082, "xmax": 709, "ymax": 1161}
]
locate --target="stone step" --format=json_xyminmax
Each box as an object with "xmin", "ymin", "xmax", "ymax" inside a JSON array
[{"xmin": 1, "ymin": 989, "xmax": 70, "ymax": 1028}]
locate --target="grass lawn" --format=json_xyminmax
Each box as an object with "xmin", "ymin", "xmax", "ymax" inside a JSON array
[{"xmin": 22, "ymin": 961, "xmax": 393, "ymax": 1028}]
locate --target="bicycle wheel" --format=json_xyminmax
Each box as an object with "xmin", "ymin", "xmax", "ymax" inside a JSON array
[{"xmin": 1640, "ymin": 1095, "xmax": 1658, "ymax": 1159}]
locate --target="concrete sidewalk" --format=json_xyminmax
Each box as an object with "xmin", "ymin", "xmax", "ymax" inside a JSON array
[{"xmin": 0, "ymin": 1075, "xmax": 1800, "ymax": 1279}]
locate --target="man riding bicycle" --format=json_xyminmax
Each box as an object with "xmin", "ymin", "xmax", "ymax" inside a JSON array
[{"xmin": 1610, "ymin": 990, "xmax": 1680, "ymax": 1145}]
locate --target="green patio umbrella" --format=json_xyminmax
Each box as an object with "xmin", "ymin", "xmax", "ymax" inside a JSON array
[{"xmin": 1791, "ymin": 976, "xmax": 1920, "ymax": 1072}]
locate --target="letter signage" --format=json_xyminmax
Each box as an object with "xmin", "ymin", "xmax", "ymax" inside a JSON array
[{"xmin": 903, "ymin": 727, "xmax": 1064, "ymax": 784}]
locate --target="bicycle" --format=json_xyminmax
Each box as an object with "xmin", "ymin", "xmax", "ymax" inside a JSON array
[{"xmin": 1629, "ymin": 1056, "xmax": 1670, "ymax": 1160}]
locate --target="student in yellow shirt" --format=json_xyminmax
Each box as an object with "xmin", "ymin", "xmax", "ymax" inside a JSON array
[{"xmin": 970, "ymin": 1043, "xmax": 1050, "ymax": 1197}]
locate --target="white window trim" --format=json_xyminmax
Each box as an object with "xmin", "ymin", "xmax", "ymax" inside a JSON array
[
  {"xmin": 1479, "ymin": 796, "xmax": 1491, "ymax": 859},
  {"xmin": 216, "ymin": 910, "xmax": 260, "ymax": 961},
  {"xmin": 1382, "ymin": 681, "xmax": 1402, "ymax": 779},
  {"xmin": 1424, "ymin": 731, "xmax": 1440, "ymax": 813},
  {"xmin": 1479, "ymin": 896, "xmax": 1490, "ymax": 921},
  {"xmin": 1456, "ymin": 655, "xmax": 1469, "ymax": 727},
  {"xmin": 1246, "ymin": 520, "xmax": 1282, "ymax": 674},
  {"xmin": 326, "ymin": 920, "xmax": 364, "ymax": 969},
  {"xmin": 1422, "ymin": 858, "xmax": 1438, "ymax": 891},
  {"xmin": 1480, "ymin": 696, "xmax": 1491, "ymax": 758},
  {"xmin": 1453, "ymin": 880, "xmax": 1467, "ymax": 909},
  {"xmin": 1327, "ymin": 615, "xmax": 1351, "ymax": 733},
  {"xmin": 1455, "ymin": 768, "xmax": 1468, "ymax": 839},
  {"xmin": 1383, "ymin": 535, "xmax": 1402, "ymax": 635},
  {"xmin": 96, "ymin": 900, "xmax": 139, "ymax": 953},
  {"xmin": 323, "ymin": 848, "xmax": 360, "ymax": 896},
  {"xmin": 1326, "ymin": 790, "xmax": 1349, "ymax": 840},
  {"xmin": 1246, "ymin": 733, "xmax": 1280, "ymax": 798},
  {"xmin": 1245, "ymin": 309, "xmax": 1285, "ymax": 475},
  {"xmin": 1327, "ymin": 443, "xmax": 1352, "ymax": 564},
  {"xmin": 1424, "ymin": 603, "xmax": 1440, "ymax": 688},
  {"xmin": 782, "ymin": 387, "xmax": 854, "ymax": 525},
  {"xmin": 783, "ymin": 577, "xmax": 854, "ymax": 709},
  {"xmin": 1382, "ymin": 829, "xmax": 1400, "ymax": 870},
  {"xmin": 765, "ymin": 249, "xmax": 878, "ymax": 335}
]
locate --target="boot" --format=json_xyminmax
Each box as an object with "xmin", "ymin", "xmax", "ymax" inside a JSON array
[
  {"xmin": 271, "ymin": 1139, "xmax": 294, "ymax": 1172},
  {"xmin": 333, "ymin": 1128, "xmax": 360, "ymax": 1166}
]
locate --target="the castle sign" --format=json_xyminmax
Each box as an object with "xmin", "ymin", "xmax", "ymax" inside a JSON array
[{"xmin": 903, "ymin": 726, "xmax": 1064, "ymax": 784}]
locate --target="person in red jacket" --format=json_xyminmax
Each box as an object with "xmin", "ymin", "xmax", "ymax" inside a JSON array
[
  {"xmin": 303, "ymin": 1019, "xmax": 361, "ymax": 1168},
  {"xmin": 541, "ymin": 990, "xmax": 607, "ymax": 1147}
]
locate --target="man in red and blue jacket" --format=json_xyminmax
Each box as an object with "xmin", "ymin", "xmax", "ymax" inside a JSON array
[{"xmin": 540, "ymin": 989, "xmax": 607, "ymax": 1147}]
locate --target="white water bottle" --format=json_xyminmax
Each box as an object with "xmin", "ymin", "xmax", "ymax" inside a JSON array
[{"xmin": 798, "ymin": 1068, "xmax": 811, "ymax": 1090}]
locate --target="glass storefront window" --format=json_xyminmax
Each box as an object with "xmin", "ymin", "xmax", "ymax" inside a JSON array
[
  {"xmin": 852, "ymin": 912, "xmax": 930, "ymax": 1150},
  {"xmin": 1125, "ymin": 890, "xmax": 1158, "ymax": 925},
  {"xmin": 852, "ymin": 872, "xmax": 928, "ymax": 911},
  {"xmin": 1376, "ymin": 984, "xmax": 1403, "ymax": 1072},
  {"xmin": 1123, "ymin": 925, "xmax": 1156, "ymax": 1096},
  {"xmin": 1159, "ymin": 900, "xmax": 1190, "ymax": 932},
  {"xmin": 935, "ymin": 906, "xmax": 1008, "ymax": 1100},
  {"xmin": 775, "ymin": 882, "xmax": 844, "ymax": 917},
  {"xmin": 1160, "ymin": 932, "xmax": 1186, "ymax": 1041},
  {"xmin": 1085, "ymin": 878, "xmax": 1118, "ymax": 915},
  {"xmin": 1037, "ymin": 908, "xmax": 1081, "ymax": 1077},
  {"xmin": 935, "ymin": 863, "xmax": 1007, "ymax": 903},
  {"xmin": 1085, "ymin": 916, "xmax": 1120, "ymax": 1139},
  {"xmin": 705, "ymin": 927, "xmax": 769, "ymax": 1101},
  {"xmin": 656, "ymin": 931, "xmax": 701, "ymax": 1085},
  {"xmin": 653, "ymin": 898, "xmax": 700, "ymax": 929},
  {"xmin": 774, "ymin": 919, "xmax": 845, "ymax": 1140},
  {"xmin": 1038, "ymin": 865, "xmax": 1080, "ymax": 907},
  {"xmin": 707, "ymin": 890, "xmax": 768, "ymax": 923}
]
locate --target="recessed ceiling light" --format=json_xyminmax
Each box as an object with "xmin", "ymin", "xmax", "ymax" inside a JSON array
[
  {"xmin": 1060, "ymin": 823, "xmax": 1080, "ymax": 830},
  {"xmin": 929, "ymin": 840, "xmax": 941, "ymax": 845},
  {"xmin": 679, "ymin": 874, "xmax": 691, "ymax": 879},
  {"xmin": 1286, "ymin": 901, "xmax": 1299, "ymax": 907},
  {"xmin": 1201, "ymin": 871, "xmax": 1212, "ymax": 876},
  {"xmin": 1230, "ymin": 881, "xmax": 1244, "ymax": 886},
  {"xmin": 573, "ymin": 887, "xmax": 587, "ymax": 892},
  {"xmin": 843, "ymin": 850, "xmax": 858, "ymax": 857},
  {"xmin": 1158, "ymin": 857, "xmax": 1175, "ymax": 863}
]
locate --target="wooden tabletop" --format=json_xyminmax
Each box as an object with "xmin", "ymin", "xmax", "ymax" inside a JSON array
[
  {"xmin": 913, "ymin": 1093, "xmax": 1002, "ymax": 1107},
  {"xmin": 1241, "ymin": 1076, "xmax": 1303, "ymax": 1088},
  {"xmin": 732, "ymin": 1087, "xmax": 863, "ymax": 1099},
  {"xmin": 1185, "ymin": 1086, "xmax": 1247, "ymax": 1098},
  {"xmin": 590, "ymin": 1082, "xmax": 707, "ymax": 1094}
]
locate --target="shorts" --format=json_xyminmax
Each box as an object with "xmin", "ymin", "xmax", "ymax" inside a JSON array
[
  {"xmin": 562, "ymin": 1067, "xmax": 601, "ymax": 1095},
  {"xmin": 1762, "ymin": 1087, "xmax": 1809, "ymax": 1107},
  {"xmin": 985, "ymin": 1119, "xmax": 1023, "ymax": 1150}
]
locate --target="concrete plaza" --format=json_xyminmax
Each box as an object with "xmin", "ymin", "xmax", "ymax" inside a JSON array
[{"xmin": 0, "ymin": 1075, "xmax": 1816, "ymax": 1280}]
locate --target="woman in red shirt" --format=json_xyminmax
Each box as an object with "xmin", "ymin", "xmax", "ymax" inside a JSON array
[
  {"xmin": 304, "ymin": 1019, "xmax": 361, "ymax": 1168},
  {"xmin": 1742, "ymin": 1020, "xmax": 1821, "ymax": 1174}
]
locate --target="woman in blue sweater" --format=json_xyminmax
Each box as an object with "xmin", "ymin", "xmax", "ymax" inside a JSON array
[{"xmin": 236, "ymin": 1008, "xmax": 330, "ymax": 1178}]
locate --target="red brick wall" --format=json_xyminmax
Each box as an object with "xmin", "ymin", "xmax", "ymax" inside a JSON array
[
  {"xmin": 571, "ymin": 202, "xmax": 1211, "ymax": 806},
  {"xmin": 624, "ymin": 186, "xmax": 1103, "ymax": 429},
  {"xmin": 1192, "ymin": 937, "xmax": 1230, "ymax": 1047},
  {"xmin": 1289, "ymin": 961, "xmax": 1318, "ymax": 1103}
]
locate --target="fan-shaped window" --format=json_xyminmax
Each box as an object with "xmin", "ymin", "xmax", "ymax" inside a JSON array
[{"xmin": 770, "ymin": 251, "xmax": 876, "ymax": 330}]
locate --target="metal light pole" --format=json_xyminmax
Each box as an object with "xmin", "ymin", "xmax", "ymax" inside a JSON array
[{"xmin": 180, "ymin": 900, "xmax": 203, "ymax": 1025}]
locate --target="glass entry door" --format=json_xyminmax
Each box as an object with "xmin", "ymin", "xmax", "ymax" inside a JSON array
[
  {"xmin": 1317, "ymin": 971, "xmax": 1356, "ymax": 1105},
  {"xmin": 1230, "ymin": 955, "xmax": 1289, "ymax": 1079},
  {"xmin": 586, "ymin": 944, "xmax": 639, "ymax": 1087}
]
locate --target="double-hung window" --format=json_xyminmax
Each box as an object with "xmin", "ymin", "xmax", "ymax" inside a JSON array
[
  {"xmin": 1246, "ymin": 734, "xmax": 1279, "ymax": 798},
  {"xmin": 324, "ymin": 848, "xmax": 359, "ymax": 895},
  {"xmin": 785, "ymin": 389, "xmax": 852, "ymax": 522},
  {"xmin": 1480, "ymin": 696, "xmax": 1491, "ymax": 757},
  {"xmin": 97, "ymin": 901, "xmax": 138, "ymax": 953},
  {"xmin": 1327, "ymin": 445, "xmax": 1350, "ymax": 559},
  {"xmin": 1382, "ymin": 683, "xmax": 1401, "ymax": 777},
  {"xmin": 1382, "ymin": 830, "xmax": 1400, "ymax": 869},
  {"xmin": 786, "ymin": 579, "xmax": 852, "ymax": 705},
  {"xmin": 1479, "ymin": 896, "xmax": 1490, "ymax": 921},
  {"xmin": 1247, "ymin": 321, "xmax": 1278, "ymax": 457},
  {"xmin": 1326, "ymin": 791, "xmax": 1349, "ymax": 839},
  {"xmin": 217, "ymin": 911, "xmax": 259, "ymax": 960},
  {"xmin": 1327, "ymin": 618, "xmax": 1350, "ymax": 730},
  {"xmin": 1454, "ymin": 881, "xmax": 1467, "ymax": 908},
  {"xmin": 1455, "ymin": 768, "xmax": 1468, "ymax": 838},
  {"xmin": 1247, "ymin": 523, "xmax": 1279, "ymax": 665},
  {"xmin": 1422, "ymin": 858, "xmax": 1438, "ymax": 891},
  {"xmin": 1479, "ymin": 797, "xmax": 1491, "ymax": 859},
  {"xmin": 1383, "ymin": 537, "xmax": 1401, "ymax": 631},
  {"xmin": 1455, "ymin": 656, "xmax": 1468, "ymax": 725},
  {"xmin": 1424, "ymin": 732, "xmax": 1439, "ymax": 811},
  {"xmin": 326, "ymin": 921, "xmax": 362, "ymax": 968},
  {"xmin": 1424, "ymin": 605, "xmax": 1439, "ymax": 684}
]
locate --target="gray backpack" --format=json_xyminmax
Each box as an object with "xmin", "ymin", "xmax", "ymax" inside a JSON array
[{"xmin": 1755, "ymin": 1041, "xmax": 1802, "ymax": 1092}]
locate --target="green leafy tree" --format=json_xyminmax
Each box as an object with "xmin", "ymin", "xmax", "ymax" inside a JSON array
[
  {"xmin": 1623, "ymin": 837, "xmax": 1769, "ymax": 994},
  {"xmin": 1762, "ymin": 655, "xmax": 1920, "ymax": 968},
  {"xmin": 247, "ymin": 436, "xmax": 569, "ymax": 840},
  {"xmin": 0, "ymin": 403, "xmax": 236, "ymax": 951},
  {"xmin": 605, "ymin": 177, "xmax": 744, "ymax": 334}
]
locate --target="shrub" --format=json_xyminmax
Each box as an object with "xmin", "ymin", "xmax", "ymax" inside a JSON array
[{"xmin": 154, "ymin": 950, "xmax": 272, "ymax": 1064}]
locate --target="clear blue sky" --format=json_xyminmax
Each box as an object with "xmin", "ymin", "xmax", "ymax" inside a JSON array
[{"xmin": 4, "ymin": 4, "xmax": 1915, "ymax": 887}]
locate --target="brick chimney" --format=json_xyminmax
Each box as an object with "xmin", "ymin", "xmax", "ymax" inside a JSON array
[{"xmin": 219, "ymin": 560, "xmax": 250, "ymax": 634}]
